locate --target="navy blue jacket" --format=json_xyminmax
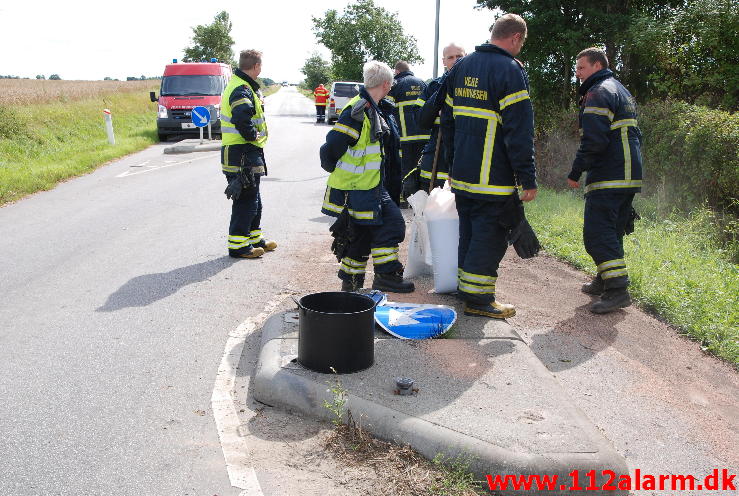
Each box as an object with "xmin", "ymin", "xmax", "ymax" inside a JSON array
[
  {"xmin": 319, "ymin": 88, "xmax": 402, "ymax": 224},
  {"xmin": 387, "ymin": 71, "xmax": 429, "ymax": 144},
  {"xmin": 416, "ymin": 76, "xmax": 450, "ymax": 180},
  {"xmin": 440, "ymin": 43, "xmax": 536, "ymax": 200},
  {"xmin": 568, "ymin": 69, "xmax": 643, "ymax": 195}
]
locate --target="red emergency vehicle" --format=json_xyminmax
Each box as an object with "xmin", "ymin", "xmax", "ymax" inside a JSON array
[{"xmin": 150, "ymin": 59, "xmax": 232, "ymax": 141}]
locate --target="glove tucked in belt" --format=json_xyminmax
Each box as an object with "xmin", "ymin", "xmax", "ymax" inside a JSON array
[{"xmin": 224, "ymin": 165, "xmax": 266, "ymax": 200}]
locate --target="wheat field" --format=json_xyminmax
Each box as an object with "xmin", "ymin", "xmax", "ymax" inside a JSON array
[{"xmin": 0, "ymin": 79, "xmax": 160, "ymax": 106}]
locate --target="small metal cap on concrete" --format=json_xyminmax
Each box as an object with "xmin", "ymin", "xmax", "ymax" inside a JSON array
[{"xmin": 395, "ymin": 377, "xmax": 414, "ymax": 395}]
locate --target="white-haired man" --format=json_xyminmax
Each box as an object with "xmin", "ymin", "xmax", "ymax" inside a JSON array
[{"xmin": 319, "ymin": 61, "xmax": 414, "ymax": 293}]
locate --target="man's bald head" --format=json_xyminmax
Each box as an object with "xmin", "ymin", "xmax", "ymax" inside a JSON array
[{"xmin": 442, "ymin": 43, "xmax": 465, "ymax": 71}]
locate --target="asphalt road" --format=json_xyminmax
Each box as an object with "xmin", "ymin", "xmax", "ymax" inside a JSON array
[{"xmin": 0, "ymin": 87, "xmax": 331, "ymax": 496}]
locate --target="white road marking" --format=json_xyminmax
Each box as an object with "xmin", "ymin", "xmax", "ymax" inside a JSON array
[
  {"xmin": 212, "ymin": 292, "xmax": 289, "ymax": 496},
  {"xmin": 115, "ymin": 154, "xmax": 214, "ymax": 178}
]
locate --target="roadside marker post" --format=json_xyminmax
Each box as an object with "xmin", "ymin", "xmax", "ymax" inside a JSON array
[
  {"xmin": 191, "ymin": 106, "xmax": 211, "ymax": 145},
  {"xmin": 102, "ymin": 109, "xmax": 115, "ymax": 145}
]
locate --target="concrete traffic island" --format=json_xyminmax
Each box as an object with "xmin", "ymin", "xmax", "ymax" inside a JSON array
[
  {"xmin": 162, "ymin": 138, "xmax": 221, "ymax": 154},
  {"xmin": 253, "ymin": 309, "xmax": 628, "ymax": 495}
]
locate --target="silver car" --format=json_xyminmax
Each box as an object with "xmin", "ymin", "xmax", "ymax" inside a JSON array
[{"xmin": 326, "ymin": 81, "xmax": 364, "ymax": 123}]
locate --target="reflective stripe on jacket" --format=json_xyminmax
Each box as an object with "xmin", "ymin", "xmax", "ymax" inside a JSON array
[
  {"xmin": 314, "ymin": 85, "xmax": 329, "ymax": 105},
  {"xmin": 388, "ymin": 71, "xmax": 430, "ymax": 143},
  {"xmin": 441, "ymin": 43, "xmax": 536, "ymax": 200},
  {"xmin": 568, "ymin": 69, "xmax": 643, "ymax": 195},
  {"xmin": 220, "ymin": 71, "xmax": 268, "ymax": 149},
  {"xmin": 320, "ymin": 93, "xmax": 394, "ymax": 225}
]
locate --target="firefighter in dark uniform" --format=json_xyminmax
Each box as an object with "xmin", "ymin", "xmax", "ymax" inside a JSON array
[
  {"xmin": 416, "ymin": 43, "xmax": 466, "ymax": 191},
  {"xmin": 220, "ymin": 49, "xmax": 277, "ymax": 259},
  {"xmin": 567, "ymin": 47, "xmax": 643, "ymax": 313},
  {"xmin": 387, "ymin": 61, "xmax": 429, "ymax": 204},
  {"xmin": 319, "ymin": 61, "xmax": 414, "ymax": 294},
  {"xmin": 441, "ymin": 14, "xmax": 537, "ymax": 319}
]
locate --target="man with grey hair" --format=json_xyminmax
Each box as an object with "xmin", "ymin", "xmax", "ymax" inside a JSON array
[
  {"xmin": 437, "ymin": 13, "xmax": 537, "ymax": 319},
  {"xmin": 319, "ymin": 61, "xmax": 413, "ymax": 293},
  {"xmin": 417, "ymin": 42, "xmax": 466, "ymax": 191}
]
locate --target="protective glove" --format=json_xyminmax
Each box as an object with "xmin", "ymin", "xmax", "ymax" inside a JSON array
[
  {"xmin": 508, "ymin": 218, "xmax": 541, "ymax": 259},
  {"xmin": 624, "ymin": 207, "xmax": 640, "ymax": 235},
  {"xmin": 499, "ymin": 193, "xmax": 540, "ymax": 259},
  {"xmin": 224, "ymin": 175, "xmax": 243, "ymax": 201}
]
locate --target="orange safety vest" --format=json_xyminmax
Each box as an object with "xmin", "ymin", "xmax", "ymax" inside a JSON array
[{"xmin": 314, "ymin": 85, "xmax": 329, "ymax": 106}]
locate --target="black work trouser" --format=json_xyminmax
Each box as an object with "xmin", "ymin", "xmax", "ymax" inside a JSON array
[
  {"xmin": 338, "ymin": 190, "xmax": 405, "ymax": 282},
  {"xmin": 400, "ymin": 141, "xmax": 425, "ymax": 198},
  {"xmin": 456, "ymin": 196, "xmax": 508, "ymax": 305},
  {"xmin": 225, "ymin": 174, "xmax": 263, "ymax": 255},
  {"xmin": 315, "ymin": 105, "xmax": 326, "ymax": 121},
  {"xmin": 583, "ymin": 191, "xmax": 634, "ymax": 289}
]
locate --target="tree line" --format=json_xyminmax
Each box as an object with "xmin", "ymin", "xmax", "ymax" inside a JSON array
[{"xmin": 477, "ymin": 0, "xmax": 738, "ymax": 112}]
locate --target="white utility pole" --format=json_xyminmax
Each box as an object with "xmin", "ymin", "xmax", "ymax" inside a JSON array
[{"xmin": 433, "ymin": 0, "xmax": 441, "ymax": 78}]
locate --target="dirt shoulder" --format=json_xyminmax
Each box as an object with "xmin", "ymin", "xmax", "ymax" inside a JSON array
[
  {"xmin": 497, "ymin": 251, "xmax": 738, "ymax": 483},
  {"xmin": 234, "ymin": 232, "xmax": 737, "ymax": 495}
]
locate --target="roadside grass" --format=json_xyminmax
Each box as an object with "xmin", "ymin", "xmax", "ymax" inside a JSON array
[
  {"xmin": 526, "ymin": 189, "xmax": 739, "ymax": 365},
  {"xmin": 297, "ymin": 87, "xmax": 314, "ymax": 99},
  {"xmin": 0, "ymin": 84, "xmax": 159, "ymax": 205},
  {"xmin": 261, "ymin": 84, "xmax": 282, "ymax": 98}
]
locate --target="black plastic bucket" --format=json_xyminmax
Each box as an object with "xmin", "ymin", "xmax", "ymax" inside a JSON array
[{"xmin": 295, "ymin": 291, "xmax": 376, "ymax": 374}]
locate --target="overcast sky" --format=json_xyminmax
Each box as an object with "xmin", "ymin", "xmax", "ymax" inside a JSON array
[{"xmin": 1, "ymin": 0, "xmax": 497, "ymax": 82}]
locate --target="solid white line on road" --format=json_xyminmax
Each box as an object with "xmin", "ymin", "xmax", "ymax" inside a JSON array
[
  {"xmin": 115, "ymin": 153, "xmax": 215, "ymax": 178},
  {"xmin": 212, "ymin": 292, "xmax": 290, "ymax": 496}
]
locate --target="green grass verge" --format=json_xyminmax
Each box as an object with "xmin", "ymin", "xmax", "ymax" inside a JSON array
[
  {"xmin": 1, "ymin": 87, "xmax": 158, "ymax": 205},
  {"xmin": 526, "ymin": 189, "xmax": 738, "ymax": 365}
]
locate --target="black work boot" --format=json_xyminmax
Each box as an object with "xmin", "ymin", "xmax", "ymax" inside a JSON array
[
  {"xmin": 581, "ymin": 275, "xmax": 604, "ymax": 295},
  {"xmin": 590, "ymin": 288, "xmax": 631, "ymax": 314},
  {"xmin": 372, "ymin": 269, "xmax": 415, "ymax": 293},
  {"xmin": 340, "ymin": 275, "xmax": 364, "ymax": 292}
]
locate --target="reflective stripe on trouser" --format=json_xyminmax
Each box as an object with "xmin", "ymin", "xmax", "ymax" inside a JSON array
[
  {"xmin": 583, "ymin": 192, "xmax": 635, "ymax": 289},
  {"xmin": 458, "ymin": 269, "xmax": 497, "ymax": 295},
  {"xmin": 340, "ymin": 257, "xmax": 367, "ymax": 276},
  {"xmin": 336, "ymin": 190, "xmax": 405, "ymax": 281},
  {"xmin": 226, "ymin": 174, "xmax": 263, "ymax": 254},
  {"xmin": 455, "ymin": 196, "xmax": 508, "ymax": 305}
]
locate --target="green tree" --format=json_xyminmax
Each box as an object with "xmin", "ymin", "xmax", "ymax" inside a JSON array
[
  {"xmin": 49, "ymin": 74, "xmax": 61, "ymax": 80},
  {"xmin": 35, "ymin": 75, "xmax": 45, "ymax": 80},
  {"xmin": 312, "ymin": 0, "xmax": 423, "ymax": 81},
  {"xmin": 628, "ymin": 0, "xmax": 738, "ymax": 109},
  {"xmin": 301, "ymin": 52, "xmax": 333, "ymax": 90},
  {"xmin": 183, "ymin": 11, "xmax": 235, "ymax": 66},
  {"xmin": 476, "ymin": 0, "xmax": 680, "ymax": 112}
]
